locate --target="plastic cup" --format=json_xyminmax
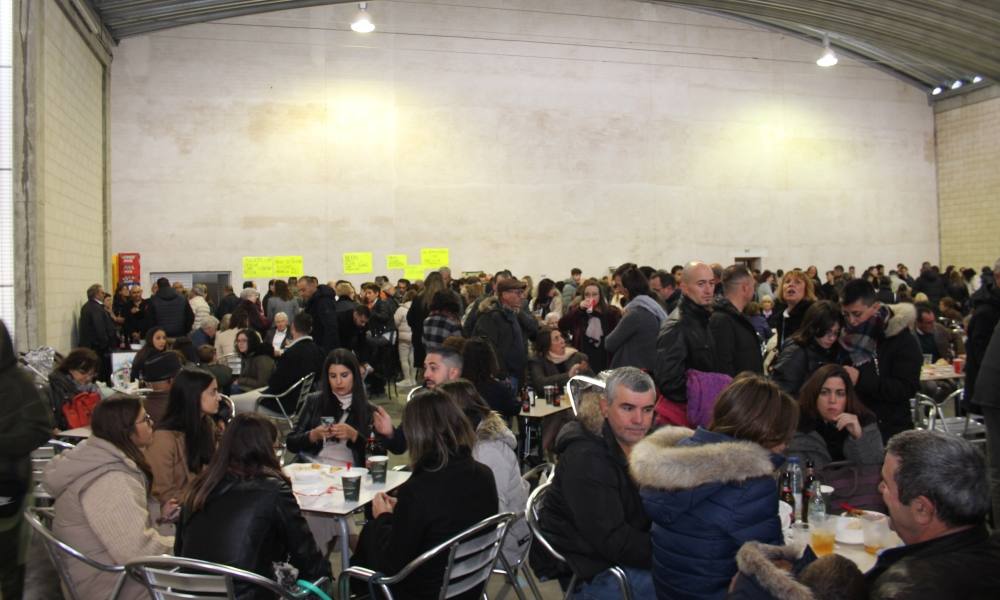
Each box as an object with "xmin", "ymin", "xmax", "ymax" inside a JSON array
[
  {"xmin": 953, "ymin": 357, "xmax": 964, "ymax": 374},
  {"xmin": 341, "ymin": 473, "xmax": 362, "ymax": 502},
  {"xmin": 788, "ymin": 523, "xmax": 810, "ymax": 555},
  {"xmin": 368, "ymin": 456, "xmax": 388, "ymax": 484},
  {"xmin": 862, "ymin": 513, "xmax": 889, "ymax": 555},
  {"xmin": 810, "ymin": 516, "xmax": 836, "ymax": 556},
  {"xmin": 923, "ymin": 354, "xmax": 933, "ymax": 366}
]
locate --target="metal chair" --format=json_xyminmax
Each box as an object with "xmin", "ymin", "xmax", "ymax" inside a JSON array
[
  {"xmin": 405, "ymin": 385, "xmax": 425, "ymax": 403},
  {"xmin": 219, "ymin": 352, "xmax": 242, "ymax": 376},
  {"xmin": 254, "ymin": 373, "xmax": 315, "ymax": 427},
  {"xmin": 24, "ymin": 507, "xmax": 127, "ymax": 600},
  {"xmin": 125, "ymin": 555, "xmax": 326, "ymax": 599},
  {"xmin": 32, "ymin": 439, "xmax": 76, "ymax": 505},
  {"xmin": 492, "ymin": 463, "xmax": 556, "ymax": 600},
  {"xmin": 564, "ymin": 375, "xmax": 608, "ymax": 416},
  {"xmin": 925, "ymin": 388, "xmax": 987, "ymax": 443},
  {"xmin": 338, "ymin": 512, "xmax": 516, "ymax": 600},
  {"xmin": 525, "ymin": 482, "xmax": 632, "ymax": 600}
]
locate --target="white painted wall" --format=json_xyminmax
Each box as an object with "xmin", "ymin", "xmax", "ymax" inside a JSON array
[{"xmin": 110, "ymin": 0, "xmax": 938, "ymax": 287}]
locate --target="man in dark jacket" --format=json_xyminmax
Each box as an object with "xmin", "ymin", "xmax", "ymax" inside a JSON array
[
  {"xmin": 214, "ymin": 285, "xmax": 240, "ymax": 319},
  {"xmin": 655, "ymin": 261, "xmax": 717, "ymax": 404},
  {"xmin": 539, "ymin": 367, "xmax": 654, "ymax": 598},
  {"xmin": 122, "ymin": 284, "xmax": 151, "ymax": 343},
  {"xmin": 649, "ymin": 269, "xmax": 681, "ymax": 315},
  {"xmin": 841, "ymin": 280, "xmax": 922, "ymax": 443},
  {"xmin": 0, "ymin": 320, "xmax": 53, "ymax": 599},
  {"xmin": 78, "ymin": 283, "xmax": 119, "ymax": 382},
  {"xmin": 868, "ymin": 430, "xmax": 1000, "ymax": 599},
  {"xmin": 709, "ymin": 264, "xmax": 763, "ymax": 376},
  {"xmin": 972, "ymin": 318, "xmax": 1000, "ymax": 523},
  {"xmin": 337, "ymin": 305, "xmax": 371, "ymax": 363},
  {"xmin": 965, "ymin": 259, "xmax": 1000, "ymax": 407},
  {"xmin": 472, "ymin": 278, "xmax": 538, "ymax": 391},
  {"xmin": 912, "ymin": 266, "xmax": 947, "ymax": 308},
  {"xmin": 297, "ymin": 276, "xmax": 340, "ymax": 355},
  {"xmin": 148, "ymin": 277, "xmax": 194, "ymax": 337},
  {"xmin": 259, "ymin": 312, "xmax": 324, "ymax": 415}
]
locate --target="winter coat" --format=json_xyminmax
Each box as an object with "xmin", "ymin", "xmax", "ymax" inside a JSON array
[
  {"xmin": 472, "ymin": 412, "xmax": 531, "ymax": 565},
  {"xmin": 189, "ymin": 296, "xmax": 212, "ymax": 332},
  {"xmin": 558, "ymin": 301, "xmax": 622, "ymax": 372},
  {"xmin": 528, "ymin": 350, "xmax": 590, "ymax": 391},
  {"xmin": 149, "ymin": 286, "xmax": 195, "ymax": 337},
  {"xmin": 631, "ymin": 427, "xmax": 784, "ymax": 600},
  {"xmin": 728, "ymin": 543, "xmax": 819, "ymax": 600},
  {"xmin": 394, "ymin": 301, "xmax": 413, "ymax": 344},
  {"xmin": 407, "ymin": 296, "xmax": 431, "ymax": 370},
  {"xmin": 539, "ymin": 400, "xmax": 651, "ymax": 581},
  {"xmin": 144, "ymin": 429, "xmax": 196, "ymax": 505},
  {"xmin": 768, "ymin": 300, "xmax": 813, "ymax": 351},
  {"xmin": 214, "ymin": 328, "xmax": 239, "ymax": 365},
  {"xmin": 971, "ymin": 319, "xmax": 1000, "ymax": 410},
  {"xmin": 79, "ymin": 299, "xmax": 118, "ymax": 352},
  {"xmin": 476, "ymin": 378, "xmax": 520, "ymax": 420},
  {"xmin": 265, "ymin": 296, "xmax": 299, "ymax": 323},
  {"xmin": 912, "ymin": 271, "xmax": 948, "ymax": 308},
  {"xmin": 422, "ymin": 313, "xmax": 462, "ymax": 351},
  {"xmin": 175, "ymin": 474, "xmax": 330, "ymax": 600},
  {"xmin": 237, "ymin": 354, "xmax": 275, "ymax": 390},
  {"xmin": 786, "ymin": 421, "xmax": 884, "ymax": 469},
  {"xmin": 709, "ymin": 298, "xmax": 764, "ymax": 376},
  {"xmin": 605, "ymin": 295, "xmax": 667, "ymax": 372},
  {"xmin": 655, "ymin": 295, "xmax": 717, "ymax": 404},
  {"xmin": 369, "ymin": 298, "xmax": 398, "ymax": 337},
  {"xmin": 284, "ymin": 391, "xmax": 374, "ymax": 467},
  {"xmin": 867, "ymin": 524, "xmax": 1000, "ymax": 599},
  {"xmin": 965, "ymin": 282, "xmax": 1000, "ymax": 404},
  {"xmin": 851, "ymin": 303, "xmax": 922, "ymax": 442},
  {"xmin": 304, "ymin": 285, "xmax": 340, "ymax": 354},
  {"xmin": 770, "ymin": 341, "xmax": 836, "ymax": 398},
  {"xmin": 43, "ymin": 437, "xmax": 173, "ymax": 600},
  {"xmin": 122, "ymin": 299, "xmax": 151, "ymax": 342},
  {"xmin": 471, "ymin": 296, "xmax": 539, "ymax": 379},
  {"xmin": 263, "ymin": 336, "xmax": 323, "ymax": 407},
  {"xmin": 48, "ymin": 369, "xmax": 98, "ymax": 431}
]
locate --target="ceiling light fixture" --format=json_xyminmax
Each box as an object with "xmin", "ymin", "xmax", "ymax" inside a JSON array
[
  {"xmin": 951, "ymin": 79, "xmax": 964, "ymax": 90},
  {"xmin": 351, "ymin": 2, "xmax": 375, "ymax": 33},
  {"xmin": 931, "ymin": 86, "xmax": 943, "ymax": 96},
  {"xmin": 816, "ymin": 34, "xmax": 838, "ymax": 67},
  {"xmin": 972, "ymin": 75, "xmax": 983, "ymax": 84}
]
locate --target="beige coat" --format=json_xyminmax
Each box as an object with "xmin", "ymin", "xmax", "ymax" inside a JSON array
[
  {"xmin": 43, "ymin": 437, "xmax": 173, "ymax": 600},
  {"xmin": 144, "ymin": 430, "xmax": 194, "ymax": 505}
]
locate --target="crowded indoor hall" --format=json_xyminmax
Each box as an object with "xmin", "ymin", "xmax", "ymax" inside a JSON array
[{"xmin": 3, "ymin": 1, "xmax": 999, "ymax": 599}]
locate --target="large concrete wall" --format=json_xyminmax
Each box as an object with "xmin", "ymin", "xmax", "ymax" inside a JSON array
[
  {"xmin": 936, "ymin": 91, "xmax": 1000, "ymax": 270},
  {"xmin": 110, "ymin": 0, "xmax": 939, "ymax": 286}
]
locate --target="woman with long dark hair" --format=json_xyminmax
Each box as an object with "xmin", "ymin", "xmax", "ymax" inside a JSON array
[
  {"xmin": 460, "ymin": 337, "xmax": 519, "ymax": 419},
  {"xmin": 528, "ymin": 325, "xmax": 591, "ymax": 391},
  {"xmin": 232, "ymin": 329, "xmax": 275, "ymax": 392},
  {"xmin": 144, "ymin": 368, "xmax": 220, "ymax": 509},
  {"xmin": 266, "ymin": 279, "xmax": 299, "ymax": 323},
  {"xmin": 559, "ymin": 278, "xmax": 622, "ymax": 372},
  {"xmin": 529, "ymin": 278, "xmax": 563, "ymax": 319},
  {"xmin": 175, "ymin": 414, "xmax": 330, "ymax": 599},
  {"xmin": 407, "ymin": 271, "xmax": 447, "ymax": 373},
  {"xmin": 771, "ymin": 300, "xmax": 844, "ymax": 397},
  {"xmin": 48, "ymin": 348, "xmax": 101, "ymax": 431},
  {"xmin": 130, "ymin": 327, "xmax": 168, "ymax": 381},
  {"xmin": 44, "ymin": 395, "xmax": 173, "ymax": 600}
]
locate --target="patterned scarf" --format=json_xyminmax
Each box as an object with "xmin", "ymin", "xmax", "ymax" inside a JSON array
[{"xmin": 839, "ymin": 305, "xmax": 890, "ymax": 366}]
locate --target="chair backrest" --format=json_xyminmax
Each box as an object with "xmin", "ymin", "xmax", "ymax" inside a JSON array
[
  {"xmin": 292, "ymin": 372, "xmax": 316, "ymax": 418},
  {"xmin": 565, "ymin": 375, "xmax": 606, "ymax": 416},
  {"xmin": 23, "ymin": 508, "xmax": 126, "ymax": 600},
  {"xmin": 405, "ymin": 385, "xmax": 425, "ymax": 403},
  {"xmin": 125, "ymin": 555, "xmax": 291, "ymax": 600},
  {"xmin": 524, "ymin": 481, "xmax": 566, "ymax": 564}
]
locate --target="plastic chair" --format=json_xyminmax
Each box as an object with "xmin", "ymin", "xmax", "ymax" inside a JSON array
[
  {"xmin": 524, "ymin": 482, "xmax": 632, "ymax": 600},
  {"xmin": 254, "ymin": 373, "xmax": 315, "ymax": 427},
  {"xmin": 24, "ymin": 507, "xmax": 127, "ymax": 600},
  {"xmin": 125, "ymin": 555, "xmax": 327, "ymax": 599},
  {"xmin": 338, "ymin": 512, "xmax": 516, "ymax": 600},
  {"xmin": 492, "ymin": 463, "xmax": 555, "ymax": 600}
]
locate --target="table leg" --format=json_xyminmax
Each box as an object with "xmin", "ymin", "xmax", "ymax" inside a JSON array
[{"xmin": 336, "ymin": 515, "xmax": 351, "ymax": 572}]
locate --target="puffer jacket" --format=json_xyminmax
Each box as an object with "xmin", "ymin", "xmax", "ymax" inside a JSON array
[
  {"xmin": 44, "ymin": 437, "xmax": 173, "ymax": 600},
  {"xmin": 394, "ymin": 301, "xmax": 413, "ymax": 344},
  {"xmin": 630, "ymin": 427, "xmax": 784, "ymax": 600},
  {"xmin": 175, "ymin": 474, "xmax": 330, "ymax": 600},
  {"xmin": 770, "ymin": 340, "xmax": 836, "ymax": 397},
  {"xmin": 189, "ymin": 296, "xmax": 212, "ymax": 332},
  {"xmin": 472, "ymin": 412, "xmax": 530, "ymax": 565},
  {"xmin": 149, "ymin": 286, "xmax": 194, "ymax": 337},
  {"xmin": 728, "ymin": 543, "xmax": 819, "ymax": 600},
  {"xmin": 654, "ymin": 295, "xmax": 716, "ymax": 404}
]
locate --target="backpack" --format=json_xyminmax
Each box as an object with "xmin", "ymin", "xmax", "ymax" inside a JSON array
[{"xmin": 62, "ymin": 390, "xmax": 101, "ymax": 429}]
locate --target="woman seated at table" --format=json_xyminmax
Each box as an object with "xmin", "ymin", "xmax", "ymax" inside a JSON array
[
  {"xmin": 263, "ymin": 311, "xmax": 292, "ymax": 357},
  {"xmin": 175, "ymin": 413, "xmax": 330, "ymax": 599},
  {"xmin": 438, "ymin": 380, "xmax": 530, "ymax": 566},
  {"xmin": 558, "ymin": 278, "xmax": 622, "ymax": 372},
  {"xmin": 786, "ymin": 364, "xmax": 883, "ymax": 468},
  {"xmin": 47, "ymin": 348, "xmax": 100, "ymax": 431},
  {"xmin": 631, "ymin": 374, "xmax": 797, "ymax": 600},
  {"xmin": 351, "ymin": 389, "xmax": 498, "ymax": 600},
  {"xmin": 44, "ymin": 395, "xmax": 173, "ymax": 600},
  {"xmin": 144, "ymin": 368, "xmax": 220, "ymax": 513},
  {"xmin": 528, "ymin": 326, "xmax": 591, "ymax": 391},
  {"xmin": 461, "ymin": 337, "xmax": 520, "ymax": 420},
  {"xmin": 130, "ymin": 327, "xmax": 168, "ymax": 381},
  {"xmin": 231, "ymin": 329, "xmax": 274, "ymax": 393},
  {"xmin": 771, "ymin": 300, "xmax": 843, "ymax": 397}
]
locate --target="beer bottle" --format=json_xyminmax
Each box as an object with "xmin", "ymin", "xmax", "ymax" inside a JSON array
[
  {"xmin": 780, "ymin": 471, "xmax": 796, "ymax": 522},
  {"xmin": 802, "ymin": 460, "xmax": 817, "ymax": 523}
]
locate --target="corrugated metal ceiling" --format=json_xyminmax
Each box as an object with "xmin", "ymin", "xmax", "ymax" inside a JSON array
[{"xmin": 85, "ymin": 0, "xmax": 999, "ymax": 95}]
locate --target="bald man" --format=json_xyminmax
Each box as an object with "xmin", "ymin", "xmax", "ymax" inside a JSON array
[{"xmin": 654, "ymin": 262, "xmax": 719, "ymax": 406}]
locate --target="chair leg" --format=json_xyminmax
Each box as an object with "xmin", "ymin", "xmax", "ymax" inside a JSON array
[{"xmin": 523, "ymin": 566, "xmax": 545, "ymax": 600}]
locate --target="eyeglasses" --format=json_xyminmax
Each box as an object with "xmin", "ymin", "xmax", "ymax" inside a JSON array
[{"xmin": 135, "ymin": 413, "xmax": 154, "ymax": 426}]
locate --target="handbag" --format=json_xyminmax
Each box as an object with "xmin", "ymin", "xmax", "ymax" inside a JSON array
[
  {"xmin": 61, "ymin": 390, "xmax": 101, "ymax": 429},
  {"xmin": 818, "ymin": 461, "xmax": 886, "ymax": 513}
]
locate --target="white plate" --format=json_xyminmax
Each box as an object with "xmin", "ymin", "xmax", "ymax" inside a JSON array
[{"xmin": 836, "ymin": 515, "xmax": 864, "ymax": 544}]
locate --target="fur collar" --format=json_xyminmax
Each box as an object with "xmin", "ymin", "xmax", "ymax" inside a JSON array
[
  {"xmin": 476, "ymin": 411, "xmax": 514, "ymax": 444},
  {"xmin": 885, "ymin": 303, "xmax": 916, "ymax": 337},
  {"xmin": 736, "ymin": 543, "xmax": 814, "ymax": 600},
  {"xmin": 630, "ymin": 427, "xmax": 776, "ymax": 490},
  {"xmin": 478, "ymin": 295, "xmax": 501, "ymax": 314},
  {"xmin": 576, "ymin": 390, "xmax": 605, "ymax": 436}
]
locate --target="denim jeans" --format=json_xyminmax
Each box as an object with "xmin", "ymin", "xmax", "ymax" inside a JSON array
[{"xmin": 573, "ymin": 567, "xmax": 654, "ymax": 600}]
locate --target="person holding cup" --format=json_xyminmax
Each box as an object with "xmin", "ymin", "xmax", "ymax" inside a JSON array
[{"xmin": 558, "ymin": 279, "xmax": 621, "ymax": 372}]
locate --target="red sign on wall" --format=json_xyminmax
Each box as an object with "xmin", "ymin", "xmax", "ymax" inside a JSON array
[{"xmin": 117, "ymin": 253, "xmax": 141, "ymax": 286}]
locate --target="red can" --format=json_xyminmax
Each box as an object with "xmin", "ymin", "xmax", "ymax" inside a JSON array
[{"xmin": 953, "ymin": 357, "xmax": 964, "ymax": 374}]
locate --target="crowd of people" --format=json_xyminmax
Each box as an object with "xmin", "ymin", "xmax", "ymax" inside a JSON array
[{"xmin": 4, "ymin": 256, "xmax": 999, "ymax": 599}]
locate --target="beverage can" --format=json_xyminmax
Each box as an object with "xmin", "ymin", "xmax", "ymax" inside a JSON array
[{"xmin": 544, "ymin": 385, "xmax": 557, "ymax": 404}]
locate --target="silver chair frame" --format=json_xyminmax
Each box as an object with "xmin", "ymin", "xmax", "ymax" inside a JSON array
[
  {"xmin": 492, "ymin": 463, "xmax": 556, "ymax": 600},
  {"xmin": 125, "ymin": 555, "xmax": 322, "ymax": 599},
  {"xmin": 564, "ymin": 375, "xmax": 608, "ymax": 416},
  {"xmin": 254, "ymin": 372, "xmax": 315, "ymax": 427},
  {"xmin": 917, "ymin": 388, "xmax": 987, "ymax": 444},
  {"xmin": 405, "ymin": 385, "xmax": 425, "ymax": 403},
  {"xmin": 338, "ymin": 512, "xmax": 516, "ymax": 600},
  {"xmin": 24, "ymin": 507, "xmax": 127, "ymax": 600},
  {"xmin": 525, "ymin": 482, "xmax": 632, "ymax": 600}
]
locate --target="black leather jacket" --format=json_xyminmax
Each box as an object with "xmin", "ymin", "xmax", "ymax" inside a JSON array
[
  {"xmin": 655, "ymin": 295, "xmax": 716, "ymax": 404},
  {"xmin": 285, "ymin": 391, "xmax": 377, "ymax": 466},
  {"xmin": 770, "ymin": 340, "xmax": 836, "ymax": 397},
  {"xmin": 175, "ymin": 474, "xmax": 330, "ymax": 600}
]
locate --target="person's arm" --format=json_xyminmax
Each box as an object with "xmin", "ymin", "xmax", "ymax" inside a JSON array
[
  {"xmin": 604, "ymin": 311, "xmax": 637, "ymax": 353},
  {"xmin": 785, "ymin": 431, "xmax": 833, "ymax": 469},
  {"xmin": 769, "ymin": 345, "xmax": 807, "ymax": 396},
  {"xmin": 557, "ymin": 306, "xmax": 581, "ymax": 334},
  {"xmin": 709, "ymin": 314, "xmax": 737, "ymax": 376},
  {"xmin": 518, "ymin": 310, "xmax": 539, "ymax": 341},
  {"xmin": 854, "ymin": 335, "xmax": 922, "ymax": 412},
  {"xmin": 274, "ymin": 482, "xmax": 331, "ymax": 582},
  {"xmin": 843, "ymin": 421, "xmax": 885, "ymax": 465},
  {"xmin": 729, "ymin": 479, "xmax": 783, "ymax": 546},
  {"xmin": 285, "ymin": 396, "xmax": 322, "ymax": 455},
  {"xmin": 654, "ymin": 321, "xmax": 688, "ymax": 403},
  {"xmin": 80, "ymin": 471, "xmax": 173, "ymax": 563},
  {"xmin": 370, "ymin": 482, "xmax": 428, "ymax": 576},
  {"xmin": 89, "ymin": 305, "xmax": 110, "ymax": 349},
  {"xmin": 145, "ymin": 432, "xmax": 187, "ymax": 505}
]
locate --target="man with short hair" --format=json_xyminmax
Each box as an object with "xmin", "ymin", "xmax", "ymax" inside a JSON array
[
  {"xmin": 914, "ymin": 304, "xmax": 964, "ymax": 363},
  {"xmin": 540, "ymin": 367, "xmax": 655, "ymax": 598},
  {"xmin": 337, "ymin": 304, "xmax": 372, "ymax": 362},
  {"xmin": 655, "ymin": 261, "xmax": 717, "ymax": 405},
  {"xmin": 840, "ymin": 279, "xmax": 922, "ymax": 442},
  {"xmin": 867, "ymin": 430, "xmax": 1000, "ymax": 598},
  {"xmin": 297, "ymin": 275, "xmax": 340, "ymax": 354},
  {"xmin": 708, "ymin": 264, "xmax": 763, "ymax": 376},
  {"xmin": 472, "ymin": 277, "xmax": 538, "ymax": 391},
  {"xmin": 965, "ymin": 258, "xmax": 1000, "ymax": 407},
  {"xmin": 648, "ymin": 269, "xmax": 680, "ymax": 314},
  {"xmin": 79, "ymin": 283, "xmax": 118, "ymax": 382},
  {"xmin": 215, "ymin": 284, "xmax": 239, "ymax": 319},
  {"xmin": 561, "ymin": 267, "xmax": 584, "ymax": 310},
  {"xmin": 263, "ymin": 312, "xmax": 324, "ymax": 414},
  {"xmin": 670, "ymin": 265, "xmax": 684, "ymax": 285},
  {"xmin": 123, "ymin": 284, "xmax": 151, "ymax": 343},
  {"xmin": 422, "ymin": 346, "xmax": 463, "ymax": 389},
  {"xmin": 148, "ymin": 277, "xmax": 195, "ymax": 337}
]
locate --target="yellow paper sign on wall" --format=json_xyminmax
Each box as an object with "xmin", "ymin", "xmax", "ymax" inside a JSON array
[
  {"xmin": 403, "ymin": 264, "xmax": 426, "ymax": 280},
  {"xmin": 343, "ymin": 252, "xmax": 373, "ymax": 275},
  {"xmin": 273, "ymin": 256, "xmax": 304, "ymax": 278},
  {"xmin": 386, "ymin": 254, "xmax": 407, "ymax": 270},
  {"xmin": 420, "ymin": 248, "xmax": 450, "ymax": 268},
  {"xmin": 242, "ymin": 256, "xmax": 275, "ymax": 279}
]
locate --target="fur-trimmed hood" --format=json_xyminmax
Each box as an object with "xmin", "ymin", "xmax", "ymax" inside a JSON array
[
  {"xmin": 630, "ymin": 427, "xmax": 779, "ymax": 490},
  {"xmin": 731, "ymin": 543, "xmax": 815, "ymax": 600},
  {"xmin": 476, "ymin": 410, "xmax": 517, "ymax": 451},
  {"xmin": 885, "ymin": 302, "xmax": 916, "ymax": 338},
  {"xmin": 477, "ymin": 295, "xmax": 502, "ymax": 314}
]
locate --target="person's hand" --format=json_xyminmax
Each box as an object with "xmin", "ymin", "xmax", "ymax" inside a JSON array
[
  {"xmin": 372, "ymin": 405, "xmax": 395, "ymax": 437},
  {"xmin": 159, "ymin": 498, "xmax": 181, "ymax": 524},
  {"xmin": 568, "ymin": 362, "xmax": 586, "ymax": 377},
  {"xmin": 835, "ymin": 413, "xmax": 863, "ymax": 439},
  {"xmin": 309, "ymin": 423, "xmax": 332, "ymax": 444},
  {"xmin": 372, "ymin": 492, "xmax": 397, "ymax": 517},
  {"xmin": 330, "ymin": 422, "xmax": 358, "ymax": 443},
  {"xmin": 843, "ymin": 365, "xmax": 860, "ymax": 385}
]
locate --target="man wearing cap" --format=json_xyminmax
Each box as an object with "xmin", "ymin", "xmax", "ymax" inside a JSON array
[
  {"xmin": 472, "ymin": 277, "xmax": 538, "ymax": 391},
  {"xmin": 141, "ymin": 350, "xmax": 183, "ymax": 424}
]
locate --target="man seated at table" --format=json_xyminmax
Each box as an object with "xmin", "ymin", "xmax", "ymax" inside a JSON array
[
  {"xmin": 867, "ymin": 429, "xmax": 1000, "ymax": 598},
  {"xmin": 537, "ymin": 367, "xmax": 655, "ymax": 598},
  {"xmin": 141, "ymin": 350, "xmax": 183, "ymax": 424}
]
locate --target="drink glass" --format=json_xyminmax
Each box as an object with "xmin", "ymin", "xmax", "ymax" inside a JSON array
[
  {"xmin": 341, "ymin": 473, "xmax": 362, "ymax": 502},
  {"xmin": 787, "ymin": 523, "xmax": 810, "ymax": 555},
  {"xmin": 809, "ymin": 516, "xmax": 836, "ymax": 556},
  {"xmin": 862, "ymin": 513, "xmax": 889, "ymax": 555},
  {"xmin": 368, "ymin": 455, "xmax": 388, "ymax": 484},
  {"xmin": 923, "ymin": 353, "xmax": 933, "ymax": 366}
]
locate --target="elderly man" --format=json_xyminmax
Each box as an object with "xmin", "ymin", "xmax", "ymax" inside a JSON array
[
  {"xmin": 539, "ymin": 367, "xmax": 655, "ymax": 599},
  {"xmin": 472, "ymin": 277, "xmax": 538, "ymax": 391},
  {"xmin": 190, "ymin": 315, "xmax": 219, "ymax": 349},
  {"xmin": 79, "ymin": 283, "xmax": 118, "ymax": 382},
  {"xmin": 123, "ymin": 284, "xmax": 151, "ymax": 343},
  {"xmin": 655, "ymin": 261, "xmax": 717, "ymax": 407},
  {"xmin": 868, "ymin": 430, "xmax": 1000, "ymax": 598}
]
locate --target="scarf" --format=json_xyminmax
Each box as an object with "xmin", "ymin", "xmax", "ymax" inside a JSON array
[
  {"xmin": 585, "ymin": 316, "xmax": 604, "ymax": 342},
  {"xmin": 547, "ymin": 346, "xmax": 579, "ymax": 365},
  {"xmin": 334, "ymin": 392, "xmax": 353, "ymax": 412},
  {"xmin": 839, "ymin": 305, "xmax": 891, "ymax": 366},
  {"xmin": 625, "ymin": 294, "xmax": 668, "ymax": 326}
]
